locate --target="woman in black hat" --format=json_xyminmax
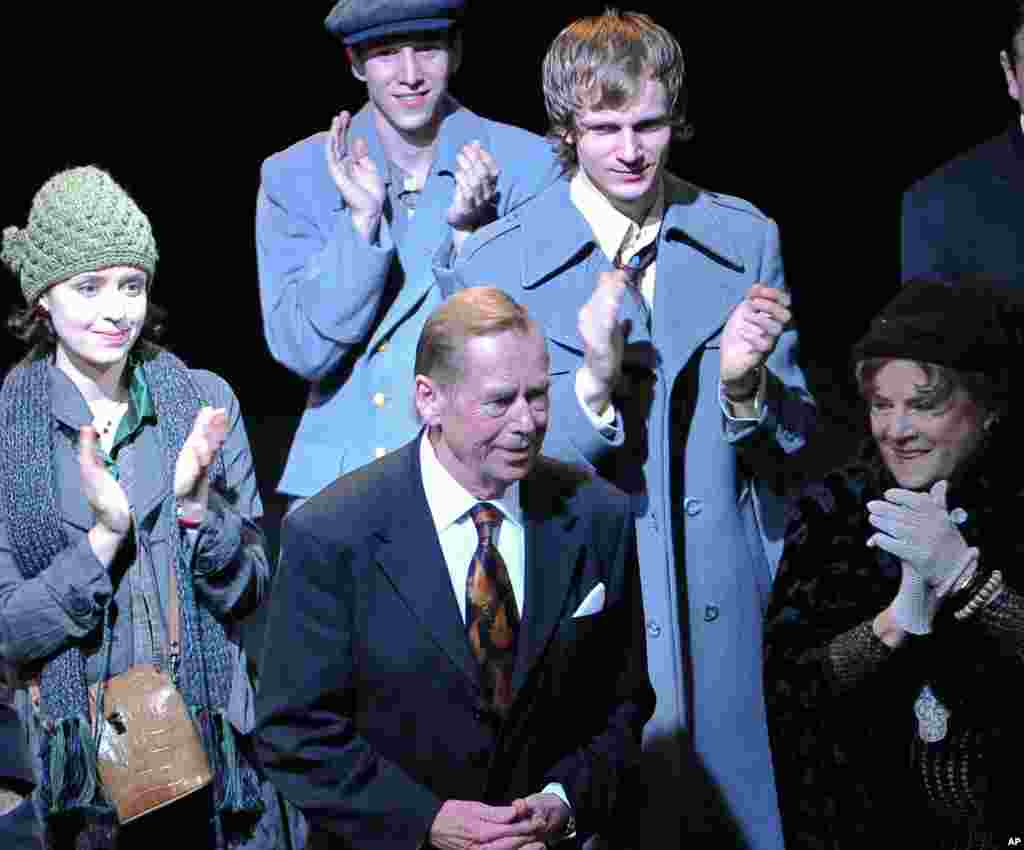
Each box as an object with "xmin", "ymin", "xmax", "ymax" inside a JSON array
[{"xmin": 764, "ymin": 278, "xmax": 1024, "ymax": 849}]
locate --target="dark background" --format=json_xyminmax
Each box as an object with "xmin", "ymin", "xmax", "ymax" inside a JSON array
[{"xmin": 1, "ymin": 4, "xmax": 1017, "ymax": 534}]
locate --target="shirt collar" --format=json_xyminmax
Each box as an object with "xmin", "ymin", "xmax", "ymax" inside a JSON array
[
  {"xmin": 569, "ymin": 166, "xmax": 665, "ymax": 263},
  {"xmin": 109, "ymin": 358, "xmax": 156, "ymax": 449},
  {"xmin": 49, "ymin": 357, "xmax": 156, "ymax": 438},
  {"xmin": 419, "ymin": 431, "xmax": 522, "ymax": 534},
  {"xmin": 387, "ymin": 158, "xmax": 420, "ymax": 191},
  {"xmin": 360, "ymin": 95, "xmax": 467, "ymax": 187},
  {"xmin": 48, "ymin": 363, "xmax": 92, "ymax": 429}
]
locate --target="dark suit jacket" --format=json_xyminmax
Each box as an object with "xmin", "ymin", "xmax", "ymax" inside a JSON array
[
  {"xmin": 1, "ymin": 702, "xmax": 40, "ymax": 849},
  {"xmin": 902, "ymin": 121, "xmax": 1024, "ymax": 287},
  {"xmin": 253, "ymin": 438, "xmax": 654, "ymax": 850}
]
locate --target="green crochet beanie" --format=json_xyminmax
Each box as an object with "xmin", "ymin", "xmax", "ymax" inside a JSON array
[{"xmin": 1, "ymin": 165, "xmax": 158, "ymax": 304}]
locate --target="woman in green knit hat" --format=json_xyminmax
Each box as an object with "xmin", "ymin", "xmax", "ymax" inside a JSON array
[{"xmin": 0, "ymin": 166, "xmax": 304, "ymax": 850}]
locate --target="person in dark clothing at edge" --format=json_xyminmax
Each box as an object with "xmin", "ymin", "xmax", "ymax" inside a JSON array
[{"xmin": 902, "ymin": 4, "xmax": 1024, "ymax": 289}]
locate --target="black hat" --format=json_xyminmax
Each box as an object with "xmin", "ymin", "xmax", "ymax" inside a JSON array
[{"xmin": 851, "ymin": 277, "xmax": 1023, "ymax": 376}]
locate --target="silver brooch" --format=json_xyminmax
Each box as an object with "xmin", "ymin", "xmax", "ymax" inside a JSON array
[{"xmin": 914, "ymin": 684, "xmax": 950, "ymax": 743}]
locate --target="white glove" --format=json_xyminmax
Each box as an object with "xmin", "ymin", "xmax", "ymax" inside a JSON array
[
  {"xmin": 866, "ymin": 480, "xmax": 973, "ymax": 588},
  {"xmin": 889, "ymin": 564, "xmax": 939, "ymax": 635}
]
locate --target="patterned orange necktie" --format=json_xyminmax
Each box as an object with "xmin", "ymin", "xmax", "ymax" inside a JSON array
[{"xmin": 465, "ymin": 503, "xmax": 520, "ymax": 714}]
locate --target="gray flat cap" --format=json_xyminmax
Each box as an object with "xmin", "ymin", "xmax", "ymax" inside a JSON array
[{"xmin": 325, "ymin": 0, "xmax": 467, "ymax": 46}]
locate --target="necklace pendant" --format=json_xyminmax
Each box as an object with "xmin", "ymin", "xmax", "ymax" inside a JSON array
[{"xmin": 914, "ymin": 684, "xmax": 950, "ymax": 743}]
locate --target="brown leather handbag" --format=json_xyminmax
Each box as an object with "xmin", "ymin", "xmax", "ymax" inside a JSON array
[
  {"xmin": 90, "ymin": 666, "xmax": 212, "ymax": 823},
  {"xmin": 88, "ymin": 566, "xmax": 213, "ymax": 823}
]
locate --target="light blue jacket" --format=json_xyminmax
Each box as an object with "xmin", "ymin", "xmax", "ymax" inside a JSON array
[
  {"xmin": 256, "ymin": 98, "xmax": 559, "ymax": 497},
  {"xmin": 442, "ymin": 174, "xmax": 816, "ymax": 850}
]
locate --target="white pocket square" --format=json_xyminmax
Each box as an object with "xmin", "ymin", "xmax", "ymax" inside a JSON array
[{"xmin": 572, "ymin": 582, "xmax": 606, "ymax": 618}]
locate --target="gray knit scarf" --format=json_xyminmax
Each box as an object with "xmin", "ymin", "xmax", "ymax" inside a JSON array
[{"xmin": 0, "ymin": 344, "xmax": 263, "ymax": 848}]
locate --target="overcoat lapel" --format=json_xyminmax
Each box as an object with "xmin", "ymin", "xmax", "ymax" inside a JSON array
[
  {"xmin": 372, "ymin": 443, "xmax": 481, "ymax": 689},
  {"xmin": 654, "ymin": 179, "xmax": 753, "ymax": 371},
  {"xmin": 513, "ymin": 182, "xmax": 653, "ymax": 349},
  {"xmin": 520, "ymin": 196, "xmax": 599, "ymax": 294},
  {"xmin": 510, "ymin": 467, "xmax": 581, "ymax": 698}
]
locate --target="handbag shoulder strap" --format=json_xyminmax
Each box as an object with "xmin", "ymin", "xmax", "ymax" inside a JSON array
[{"xmin": 168, "ymin": 547, "xmax": 181, "ymax": 669}]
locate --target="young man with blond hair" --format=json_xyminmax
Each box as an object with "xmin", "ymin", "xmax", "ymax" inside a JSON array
[{"xmin": 442, "ymin": 11, "xmax": 816, "ymax": 849}]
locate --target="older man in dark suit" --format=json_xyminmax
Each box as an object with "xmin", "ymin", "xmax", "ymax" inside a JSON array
[{"xmin": 253, "ymin": 287, "xmax": 654, "ymax": 850}]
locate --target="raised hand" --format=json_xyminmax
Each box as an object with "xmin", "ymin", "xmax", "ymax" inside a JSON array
[
  {"xmin": 79, "ymin": 426, "xmax": 131, "ymax": 536},
  {"xmin": 447, "ymin": 141, "xmax": 500, "ymax": 234},
  {"xmin": 577, "ymin": 269, "xmax": 629, "ymax": 416},
  {"xmin": 866, "ymin": 480, "xmax": 974, "ymax": 588},
  {"xmin": 325, "ymin": 110, "xmax": 386, "ymax": 240},
  {"xmin": 174, "ymin": 407, "xmax": 229, "ymax": 506},
  {"xmin": 720, "ymin": 284, "xmax": 791, "ymax": 397}
]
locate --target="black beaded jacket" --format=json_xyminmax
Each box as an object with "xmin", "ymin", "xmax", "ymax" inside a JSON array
[{"xmin": 764, "ymin": 441, "xmax": 1024, "ymax": 850}]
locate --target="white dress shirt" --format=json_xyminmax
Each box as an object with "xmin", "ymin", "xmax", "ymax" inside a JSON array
[
  {"xmin": 570, "ymin": 166, "xmax": 664, "ymax": 309},
  {"xmin": 418, "ymin": 432, "xmax": 573, "ymax": 821},
  {"xmin": 419, "ymin": 433, "xmax": 524, "ymax": 621}
]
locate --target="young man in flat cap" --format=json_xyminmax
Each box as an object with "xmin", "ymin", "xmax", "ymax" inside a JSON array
[
  {"xmin": 442, "ymin": 11, "xmax": 816, "ymax": 849},
  {"xmin": 256, "ymin": 0, "xmax": 558, "ymax": 505}
]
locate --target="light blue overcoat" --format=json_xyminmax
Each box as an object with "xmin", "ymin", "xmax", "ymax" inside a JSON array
[
  {"xmin": 256, "ymin": 98, "xmax": 559, "ymax": 497},
  {"xmin": 442, "ymin": 173, "xmax": 816, "ymax": 850}
]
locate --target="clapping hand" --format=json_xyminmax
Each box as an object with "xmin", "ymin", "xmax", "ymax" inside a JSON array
[
  {"xmin": 325, "ymin": 110, "xmax": 386, "ymax": 240},
  {"xmin": 868, "ymin": 480, "xmax": 978, "ymax": 634},
  {"xmin": 447, "ymin": 141, "xmax": 500, "ymax": 232},
  {"xmin": 719, "ymin": 284, "xmax": 791, "ymax": 399},
  {"xmin": 866, "ymin": 480, "xmax": 973, "ymax": 588},
  {"xmin": 174, "ymin": 407, "xmax": 229, "ymax": 507},
  {"xmin": 448, "ymin": 141, "xmax": 500, "ymax": 255},
  {"xmin": 79, "ymin": 426, "xmax": 131, "ymax": 537},
  {"xmin": 577, "ymin": 269, "xmax": 629, "ymax": 416}
]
